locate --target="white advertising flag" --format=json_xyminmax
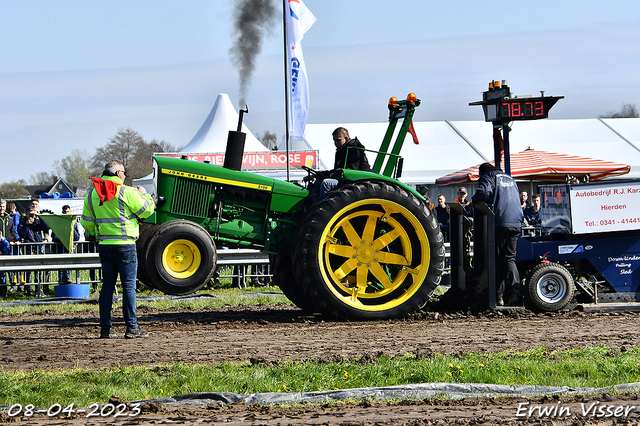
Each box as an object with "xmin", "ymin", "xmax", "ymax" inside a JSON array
[{"xmin": 286, "ymin": 0, "xmax": 316, "ymax": 140}]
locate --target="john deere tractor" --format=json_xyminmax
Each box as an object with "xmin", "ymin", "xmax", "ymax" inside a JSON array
[{"xmin": 137, "ymin": 94, "xmax": 445, "ymax": 320}]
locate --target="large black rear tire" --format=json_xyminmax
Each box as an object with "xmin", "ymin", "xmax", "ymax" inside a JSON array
[
  {"xmin": 141, "ymin": 220, "xmax": 217, "ymax": 295},
  {"xmin": 272, "ymin": 249, "xmax": 315, "ymax": 312},
  {"xmin": 293, "ymin": 181, "xmax": 444, "ymax": 320}
]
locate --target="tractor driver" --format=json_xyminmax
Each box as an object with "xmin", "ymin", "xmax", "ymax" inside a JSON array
[
  {"xmin": 309, "ymin": 127, "xmax": 372, "ymax": 200},
  {"xmin": 332, "ymin": 127, "xmax": 371, "ymax": 172}
]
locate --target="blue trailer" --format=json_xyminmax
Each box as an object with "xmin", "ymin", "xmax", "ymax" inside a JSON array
[{"xmin": 516, "ymin": 180, "xmax": 640, "ymax": 311}]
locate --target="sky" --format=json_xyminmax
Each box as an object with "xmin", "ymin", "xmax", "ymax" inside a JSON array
[{"xmin": 1, "ymin": 0, "xmax": 639, "ymax": 183}]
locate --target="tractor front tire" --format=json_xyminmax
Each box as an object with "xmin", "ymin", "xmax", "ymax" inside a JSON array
[
  {"xmin": 135, "ymin": 223, "xmax": 156, "ymax": 288},
  {"xmin": 141, "ymin": 220, "xmax": 217, "ymax": 295},
  {"xmin": 293, "ymin": 181, "xmax": 444, "ymax": 320}
]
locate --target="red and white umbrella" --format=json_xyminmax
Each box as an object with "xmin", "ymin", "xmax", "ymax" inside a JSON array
[{"xmin": 435, "ymin": 149, "xmax": 630, "ymax": 185}]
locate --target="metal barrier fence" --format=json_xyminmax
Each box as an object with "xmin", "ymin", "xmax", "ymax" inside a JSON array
[
  {"xmin": 0, "ymin": 241, "xmax": 271, "ymax": 297},
  {"xmin": 0, "ymin": 241, "xmax": 455, "ymax": 297}
]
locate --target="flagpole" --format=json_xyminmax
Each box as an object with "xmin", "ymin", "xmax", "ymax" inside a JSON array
[{"xmin": 283, "ymin": 0, "xmax": 291, "ymax": 182}]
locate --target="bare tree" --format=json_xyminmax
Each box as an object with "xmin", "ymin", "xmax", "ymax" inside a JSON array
[
  {"xmin": 0, "ymin": 180, "xmax": 30, "ymax": 199},
  {"xmin": 600, "ymin": 103, "xmax": 639, "ymax": 118},
  {"xmin": 257, "ymin": 131, "xmax": 278, "ymax": 150},
  {"xmin": 127, "ymin": 139, "xmax": 180, "ymax": 181},
  {"xmin": 29, "ymin": 171, "xmax": 56, "ymax": 186},
  {"xmin": 91, "ymin": 128, "xmax": 181, "ymax": 184},
  {"xmin": 91, "ymin": 127, "xmax": 146, "ymax": 184},
  {"xmin": 53, "ymin": 149, "xmax": 92, "ymax": 187}
]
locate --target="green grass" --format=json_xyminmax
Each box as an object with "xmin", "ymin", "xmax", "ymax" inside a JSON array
[
  {"xmin": 0, "ymin": 285, "xmax": 291, "ymax": 315},
  {"xmin": 1, "ymin": 347, "xmax": 640, "ymax": 408}
]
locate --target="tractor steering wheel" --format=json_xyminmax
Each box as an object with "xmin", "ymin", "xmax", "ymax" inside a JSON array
[{"xmin": 302, "ymin": 165, "xmax": 322, "ymax": 178}]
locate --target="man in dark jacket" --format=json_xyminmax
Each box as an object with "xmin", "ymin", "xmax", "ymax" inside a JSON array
[
  {"xmin": 434, "ymin": 194, "xmax": 450, "ymax": 241},
  {"xmin": 332, "ymin": 127, "xmax": 371, "ymax": 171},
  {"xmin": 472, "ymin": 163, "xmax": 524, "ymax": 306},
  {"xmin": 17, "ymin": 208, "xmax": 51, "ymax": 295},
  {"xmin": 311, "ymin": 127, "xmax": 372, "ymax": 200}
]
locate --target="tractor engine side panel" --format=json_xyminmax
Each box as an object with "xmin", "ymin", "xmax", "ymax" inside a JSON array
[{"xmin": 214, "ymin": 185, "xmax": 270, "ymax": 246}]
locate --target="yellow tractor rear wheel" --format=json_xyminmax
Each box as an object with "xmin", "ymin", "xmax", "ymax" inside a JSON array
[{"xmin": 293, "ymin": 181, "xmax": 444, "ymax": 320}]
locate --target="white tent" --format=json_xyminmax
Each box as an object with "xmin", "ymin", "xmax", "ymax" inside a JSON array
[{"xmin": 180, "ymin": 93, "xmax": 268, "ymax": 154}]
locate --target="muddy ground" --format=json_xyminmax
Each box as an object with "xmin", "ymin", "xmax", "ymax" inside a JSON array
[{"xmin": 1, "ymin": 302, "xmax": 640, "ymax": 425}]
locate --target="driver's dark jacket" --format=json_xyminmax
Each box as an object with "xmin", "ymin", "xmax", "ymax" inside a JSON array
[{"xmin": 334, "ymin": 138, "xmax": 371, "ymax": 171}]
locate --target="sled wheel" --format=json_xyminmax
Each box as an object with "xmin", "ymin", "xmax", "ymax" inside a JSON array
[
  {"xmin": 272, "ymin": 249, "xmax": 315, "ymax": 312},
  {"xmin": 526, "ymin": 263, "xmax": 575, "ymax": 312},
  {"xmin": 293, "ymin": 181, "xmax": 444, "ymax": 320},
  {"xmin": 142, "ymin": 220, "xmax": 217, "ymax": 295},
  {"xmin": 135, "ymin": 223, "xmax": 155, "ymax": 288}
]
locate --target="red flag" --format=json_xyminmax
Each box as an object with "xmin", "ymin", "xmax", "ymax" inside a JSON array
[{"xmin": 408, "ymin": 121, "xmax": 419, "ymax": 144}]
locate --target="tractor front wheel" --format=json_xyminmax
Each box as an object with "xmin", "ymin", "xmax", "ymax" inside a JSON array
[
  {"xmin": 141, "ymin": 220, "xmax": 217, "ymax": 295},
  {"xmin": 135, "ymin": 223, "xmax": 156, "ymax": 288}
]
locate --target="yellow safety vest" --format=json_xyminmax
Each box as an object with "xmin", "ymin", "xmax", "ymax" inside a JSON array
[{"xmin": 81, "ymin": 176, "xmax": 154, "ymax": 245}]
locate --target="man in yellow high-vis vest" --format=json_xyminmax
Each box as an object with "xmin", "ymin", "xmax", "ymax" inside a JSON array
[{"xmin": 82, "ymin": 161, "xmax": 155, "ymax": 339}]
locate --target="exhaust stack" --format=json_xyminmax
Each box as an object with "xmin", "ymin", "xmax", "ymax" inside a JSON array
[{"xmin": 223, "ymin": 105, "xmax": 249, "ymax": 171}]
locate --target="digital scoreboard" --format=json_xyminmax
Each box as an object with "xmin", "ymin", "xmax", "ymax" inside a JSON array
[
  {"xmin": 469, "ymin": 81, "xmax": 563, "ymax": 123},
  {"xmin": 486, "ymin": 97, "xmax": 561, "ymax": 122}
]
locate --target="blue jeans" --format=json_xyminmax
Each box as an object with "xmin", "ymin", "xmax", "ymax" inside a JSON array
[
  {"xmin": 312, "ymin": 178, "xmax": 338, "ymax": 201},
  {"xmin": 98, "ymin": 245, "xmax": 138, "ymax": 329}
]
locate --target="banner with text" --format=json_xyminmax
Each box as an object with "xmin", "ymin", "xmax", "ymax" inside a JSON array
[
  {"xmin": 156, "ymin": 151, "xmax": 318, "ymax": 170},
  {"xmin": 570, "ymin": 181, "xmax": 640, "ymax": 234}
]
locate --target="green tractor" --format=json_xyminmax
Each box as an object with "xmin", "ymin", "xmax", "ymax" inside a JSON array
[{"xmin": 137, "ymin": 94, "xmax": 445, "ymax": 320}]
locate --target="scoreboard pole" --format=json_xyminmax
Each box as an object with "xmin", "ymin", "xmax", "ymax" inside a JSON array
[
  {"xmin": 493, "ymin": 124, "xmax": 502, "ymax": 171},
  {"xmin": 503, "ymin": 123, "xmax": 511, "ymax": 175}
]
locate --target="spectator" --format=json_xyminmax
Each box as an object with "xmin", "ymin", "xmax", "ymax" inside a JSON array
[
  {"xmin": 454, "ymin": 187, "xmax": 474, "ymax": 218},
  {"xmin": 524, "ymin": 193, "xmax": 542, "ymax": 227},
  {"xmin": 520, "ymin": 190, "xmax": 531, "ymax": 210},
  {"xmin": 0, "ymin": 233, "xmax": 10, "ymax": 255},
  {"xmin": 454, "ymin": 187, "xmax": 474, "ymax": 272},
  {"xmin": 6, "ymin": 201, "xmax": 20, "ymax": 290},
  {"xmin": 416, "ymin": 186, "xmax": 434, "ymax": 210},
  {"xmin": 29, "ymin": 198, "xmax": 40, "ymax": 213},
  {"xmin": 0, "ymin": 200, "xmax": 16, "ymax": 243},
  {"xmin": 0, "ymin": 199, "xmax": 15, "ymax": 297},
  {"xmin": 7, "ymin": 201, "xmax": 20, "ymax": 236},
  {"xmin": 424, "ymin": 195, "xmax": 434, "ymax": 211},
  {"xmin": 435, "ymin": 194, "xmax": 450, "ymax": 241},
  {"xmin": 472, "ymin": 163, "xmax": 524, "ymax": 307},
  {"xmin": 17, "ymin": 208, "xmax": 51, "ymax": 296}
]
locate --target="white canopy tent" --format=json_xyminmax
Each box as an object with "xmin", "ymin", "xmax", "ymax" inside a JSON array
[{"xmin": 179, "ymin": 93, "xmax": 268, "ymax": 154}]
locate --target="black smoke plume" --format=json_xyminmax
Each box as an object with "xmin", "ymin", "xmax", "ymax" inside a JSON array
[{"xmin": 229, "ymin": 0, "xmax": 277, "ymax": 107}]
